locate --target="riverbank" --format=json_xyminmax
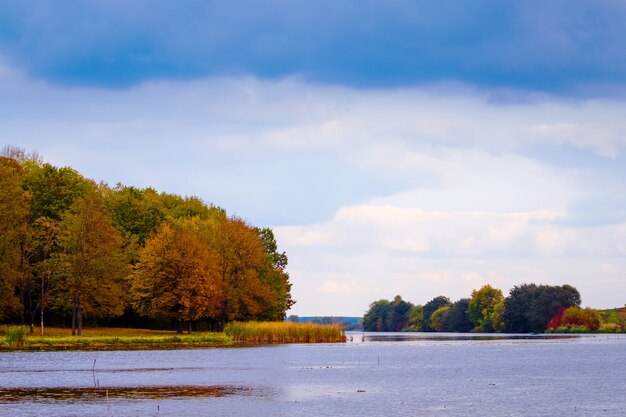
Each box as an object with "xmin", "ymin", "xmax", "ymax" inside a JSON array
[
  {"xmin": 1, "ymin": 322, "xmax": 347, "ymax": 351},
  {"xmin": 0, "ymin": 327, "xmax": 233, "ymax": 351}
]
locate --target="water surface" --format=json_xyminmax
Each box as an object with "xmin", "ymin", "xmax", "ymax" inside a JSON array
[{"xmin": 1, "ymin": 333, "xmax": 624, "ymax": 416}]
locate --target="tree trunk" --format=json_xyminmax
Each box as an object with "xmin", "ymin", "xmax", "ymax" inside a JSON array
[
  {"xmin": 77, "ymin": 304, "xmax": 82, "ymax": 336},
  {"xmin": 176, "ymin": 320, "xmax": 183, "ymax": 334},
  {"xmin": 71, "ymin": 306, "xmax": 76, "ymax": 336},
  {"xmin": 188, "ymin": 321, "xmax": 193, "ymax": 334},
  {"xmin": 40, "ymin": 303, "xmax": 45, "ymax": 337}
]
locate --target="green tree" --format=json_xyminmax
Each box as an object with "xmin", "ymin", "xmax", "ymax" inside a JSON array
[
  {"xmin": 503, "ymin": 283, "xmax": 581, "ymax": 333},
  {"xmin": 54, "ymin": 192, "xmax": 128, "ymax": 336},
  {"xmin": 363, "ymin": 299, "xmax": 392, "ymax": 331},
  {"xmin": 430, "ymin": 304, "xmax": 451, "ymax": 332},
  {"xmin": 406, "ymin": 305, "xmax": 424, "ymax": 331},
  {"xmin": 386, "ymin": 295, "xmax": 413, "ymax": 331},
  {"xmin": 422, "ymin": 296, "xmax": 451, "ymax": 331},
  {"xmin": 104, "ymin": 185, "xmax": 166, "ymax": 248},
  {"xmin": 445, "ymin": 298, "xmax": 473, "ymax": 332},
  {"xmin": 255, "ymin": 227, "xmax": 294, "ymax": 321}
]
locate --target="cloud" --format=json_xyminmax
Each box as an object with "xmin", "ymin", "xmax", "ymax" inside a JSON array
[
  {"xmin": 3, "ymin": 62, "xmax": 626, "ymax": 314},
  {"xmin": 1, "ymin": 1, "xmax": 626, "ymax": 94},
  {"xmin": 318, "ymin": 280, "xmax": 377, "ymax": 295}
]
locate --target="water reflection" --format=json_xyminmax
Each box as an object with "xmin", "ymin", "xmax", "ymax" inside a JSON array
[{"xmin": 348, "ymin": 331, "xmax": 584, "ymax": 342}]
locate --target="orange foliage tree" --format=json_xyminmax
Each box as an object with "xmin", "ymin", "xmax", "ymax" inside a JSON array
[{"xmin": 131, "ymin": 221, "xmax": 224, "ymax": 332}]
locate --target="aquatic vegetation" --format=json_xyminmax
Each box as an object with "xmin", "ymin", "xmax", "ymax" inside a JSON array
[
  {"xmin": 0, "ymin": 385, "xmax": 250, "ymax": 403},
  {"xmin": 225, "ymin": 321, "xmax": 345, "ymax": 343},
  {"xmin": 2, "ymin": 326, "xmax": 29, "ymax": 346}
]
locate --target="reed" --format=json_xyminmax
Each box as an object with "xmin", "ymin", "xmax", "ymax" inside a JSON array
[
  {"xmin": 224, "ymin": 321, "xmax": 346, "ymax": 343},
  {"xmin": 2, "ymin": 326, "xmax": 29, "ymax": 346}
]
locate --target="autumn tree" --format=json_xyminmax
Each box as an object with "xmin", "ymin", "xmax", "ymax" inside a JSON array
[
  {"xmin": 0, "ymin": 156, "xmax": 29, "ymax": 320},
  {"xmin": 215, "ymin": 218, "xmax": 275, "ymax": 324},
  {"xmin": 54, "ymin": 191, "xmax": 128, "ymax": 336},
  {"xmin": 468, "ymin": 285, "xmax": 504, "ymax": 332},
  {"xmin": 131, "ymin": 221, "xmax": 224, "ymax": 332},
  {"xmin": 22, "ymin": 161, "xmax": 93, "ymax": 333}
]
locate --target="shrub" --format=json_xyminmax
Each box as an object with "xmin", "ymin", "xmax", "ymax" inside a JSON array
[{"xmin": 598, "ymin": 323, "xmax": 622, "ymax": 333}]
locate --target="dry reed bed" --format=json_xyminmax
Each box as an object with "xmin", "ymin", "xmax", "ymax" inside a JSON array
[{"xmin": 225, "ymin": 321, "xmax": 346, "ymax": 343}]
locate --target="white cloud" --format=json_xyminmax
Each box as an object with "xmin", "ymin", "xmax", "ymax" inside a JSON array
[
  {"xmin": 318, "ymin": 280, "xmax": 377, "ymax": 294},
  {"xmin": 2, "ymin": 60, "xmax": 626, "ymax": 315}
]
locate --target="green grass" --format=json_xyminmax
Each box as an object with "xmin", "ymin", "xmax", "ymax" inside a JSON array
[
  {"xmin": 0, "ymin": 326, "xmax": 232, "ymax": 350},
  {"xmin": 225, "ymin": 321, "xmax": 345, "ymax": 343}
]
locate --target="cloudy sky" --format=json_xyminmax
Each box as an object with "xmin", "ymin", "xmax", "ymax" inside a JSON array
[{"xmin": 1, "ymin": 1, "xmax": 625, "ymax": 315}]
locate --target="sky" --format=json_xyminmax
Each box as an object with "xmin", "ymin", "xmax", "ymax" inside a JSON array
[{"xmin": 1, "ymin": 1, "xmax": 625, "ymax": 316}]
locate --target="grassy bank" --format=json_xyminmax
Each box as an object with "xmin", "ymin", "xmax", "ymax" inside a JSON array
[
  {"xmin": 225, "ymin": 321, "xmax": 346, "ymax": 343},
  {"xmin": 0, "ymin": 326, "xmax": 232, "ymax": 351}
]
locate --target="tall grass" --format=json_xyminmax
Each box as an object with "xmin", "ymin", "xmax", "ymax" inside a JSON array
[
  {"xmin": 2, "ymin": 326, "xmax": 29, "ymax": 346},
  {"xmin": 225, "ymin": 321, "xmax": 345, "ymax": 343}
]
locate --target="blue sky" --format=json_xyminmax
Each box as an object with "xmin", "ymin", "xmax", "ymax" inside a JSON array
[{"xmin": 1, "ymin": 1, "xmax": 626, "ymax": 315}]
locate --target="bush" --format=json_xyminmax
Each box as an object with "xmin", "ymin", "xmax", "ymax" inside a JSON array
[{"xmin": 598, "ymin": 323, "xmax": 622, "ymax": 333}]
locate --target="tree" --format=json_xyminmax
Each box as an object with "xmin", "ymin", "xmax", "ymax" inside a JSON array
[
  {"xmin": 430, "ymin": 305, "xmax": 451, "ymax": 332},
  {"xmin": 54, "ymin": 192, "xmax": 128, "ymax": 336},
  {"xmin": 255, "ymin": 227, "xmax": 295, "ymax": 321},
  {"xmin": 0, "ymin": 157, "xmax": 29, "ymax": 320},
  {"xmin": 547, "ymin": 307, "xmax": 601, "ymax": 331},
  {"xmin": 502, "ymin": 283, "xmax": 537, "ymax": 333},
  {"xmin": 104, "ymin": 185, "xmax": 166, "ymax": 251},
  {"xmin": 363, "ymin": 299, "xmax": 392, "ymax": 331},
  {"xmin": 468, "ymin": 285, "xmax": 504, "ymax": 332},
  {"xmin": 21, "ymin": 161, "xmax": 93, "ymax": 331},
  {"xmin": 132, "ymin": 221, "xmax": 223, "ymax": 332},
  {"xmin": 422, "ymin": 296, "xmax": 451, "ymax": 331},
  {"xmin": 503, "ymin": 283, "xmax": 581, "ymax": 333},
  {"xmin": 444, "ymin": 298, "xmax": 474, "ymax": 332},
  {"xmin": 30, "ymin": 217, "xmax": 61, "ymax": 335},
  {"xmin": 386, "ymin": 295, "xmax": 413, "ymax": 331},
  {"xmin": 491, "ymin": 299, "xmax": 505, "ymax": 332},
  {"xmin": 406, "ymin": 305, "xmax": 424, "ymax": 331}
]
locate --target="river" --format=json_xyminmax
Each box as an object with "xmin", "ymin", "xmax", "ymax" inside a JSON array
[{"xmin": 1, "ymin": 333, "xmax": 625, "ymax": 416}]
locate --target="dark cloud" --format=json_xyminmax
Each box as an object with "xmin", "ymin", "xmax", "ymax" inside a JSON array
[{"xmin": 0, "ymin": 0, "xmax": 625, "ymax": 94}]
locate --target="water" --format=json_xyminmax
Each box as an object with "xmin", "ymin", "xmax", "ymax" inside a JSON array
[{"xmin": 1, "ymin": 333, "xmax": 625, "ymax": 416}]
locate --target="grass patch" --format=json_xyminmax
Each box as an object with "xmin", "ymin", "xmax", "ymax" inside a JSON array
[
  {"xmin": 225, "ymin": 321, "xmax": 345, "ymax": 343},
  {"xmin": 0, "ymin": 327, "xmax": 232, "ymax": 351}
]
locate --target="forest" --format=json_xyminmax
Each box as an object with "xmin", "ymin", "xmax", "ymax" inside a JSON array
[
  {"xmin": 363, "ymin": 284, "xmax": 626, "ymax": 334},
  {"xmin": 0, "ymin": 147, "xmax": 294, "ymax": 335}
]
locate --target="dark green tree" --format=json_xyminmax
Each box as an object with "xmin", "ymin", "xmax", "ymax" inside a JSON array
[
  {"xmin": 422, "ymin": 296, "xmax": 451, "ymax": 331},
  {"xmin": 503, "ymin": 283, "xmax": 581, "ymax": 333},
  {"xmin": 363, "ymin": 299, "xmax": 392, "ymax": 331},
  {"xmin": 445, "ymin": 298, "xmax": 473, "ymax": 332}
]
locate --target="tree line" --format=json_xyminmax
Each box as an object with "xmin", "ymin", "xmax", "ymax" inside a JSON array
[
  {"xmin": 361, "ymin": 283, "xmax": 613, "ymax": 334},
  {"xmin": 0, "ymin": 147, "xmax": 294, "ymax": 335}
]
